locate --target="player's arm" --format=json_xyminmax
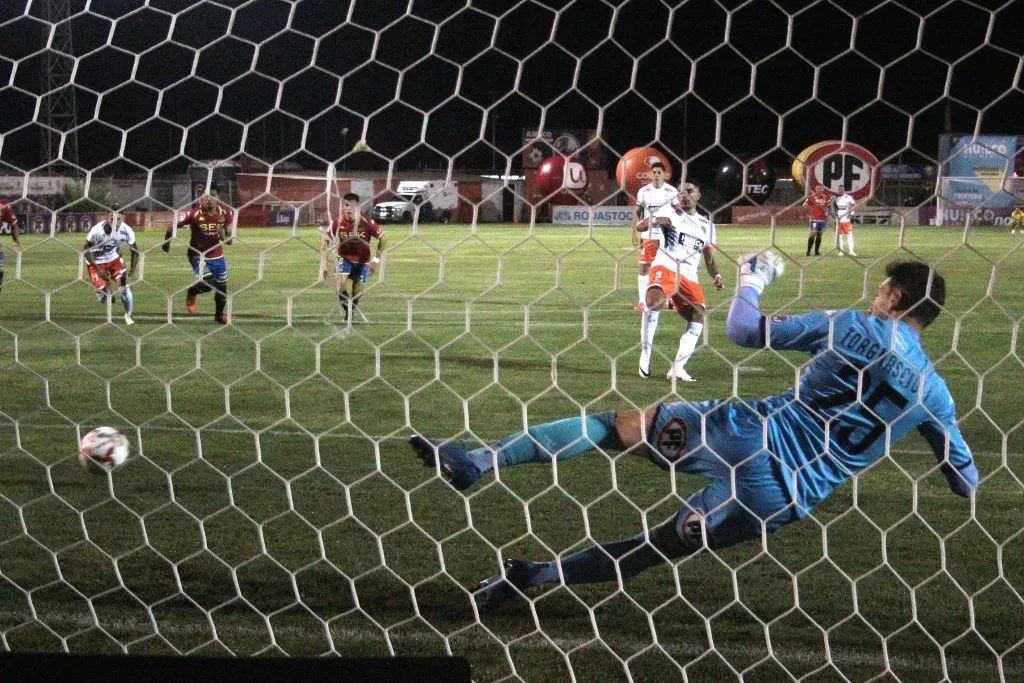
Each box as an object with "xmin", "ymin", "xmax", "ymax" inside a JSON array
[
  {"xmin": 702, "ymin": 246, "xmax": 724, "ymax": 291},
  {"xmin": 370, "ymin": 222, "xmax": 386, "ymax": 273},
  {"xmin": 8, "ymin": 214, "xmax": 20, "ymax": 249},
  {"xmin": 163, "ymin": 213, "xmax": 187, "ymax": 252},
  {"xmin": 631, "ymin": 203, "xmax": 644, "ymax": 247},
  {"xmin": 82, "ymin": 238, "xmax": 97, "ymax": 266},
  {"xmin": 126, "ymin": 230, "xmax": 140, "ymax": 279},
  {"xmin": 917, "ymin": 386, "xmax": 978, "ymax": 498}
]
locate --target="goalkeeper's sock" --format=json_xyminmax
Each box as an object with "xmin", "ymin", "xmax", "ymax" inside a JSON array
[
  {"xmin": 806, "ymin": 235, "xmax": 814, "ymax": 255},
  {"xmin": 530, "ymin": 532, "xmax": 666, "ymax": 586},
  {"xmin": 640, "ymin": 310, "xmax": 660, "ymax": 351},
  {"xmin": 465, "ymin": 412, "xmax": 619, "ymax": 473},
  {"xmin": 121, "ymin": 286, "xmax": 134, "ymax": 316},
  {"xmin": 672, "ymin": 321, "xmax": 703, "ymax": 367},
  {"xmin": 637, "ymin": 274, "xmax": 648, "ymax": 305}
]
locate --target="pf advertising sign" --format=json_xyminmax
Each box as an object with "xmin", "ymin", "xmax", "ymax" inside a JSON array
[{"xmin": 792, "ymin": 141, "xmax": 880, "ymax": 200}]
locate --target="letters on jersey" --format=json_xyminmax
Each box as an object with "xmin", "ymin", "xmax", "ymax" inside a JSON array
[
  {"xmin": 329, "ymin": 213, "xmax": 383, "ymax": 264},
  {"xmin": 650, "ymin": 205, "xmax": 716, "ymax": 281},
  {"xmin": 181, "ymin": 205, "xmax": 233, "ymax": 259},
  {"xmin": 804, "ymin": 192, "xmax": 831, "ymax": 221}
]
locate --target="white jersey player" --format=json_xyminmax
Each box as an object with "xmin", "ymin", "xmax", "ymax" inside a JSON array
[
  {"xmin": 632, "ymin": 162, "xmax": 678, "ymax": 311},
  {"xmin": 831, "ymin": 185, "xmax": 857, "ymax": 256},
  {"xmin": 638, "ymin": 182, "xmax": 724, "ymax": 382},
  {"xmin": 83, "ymin": 207, "xmax": 140, "ymax": 325}
]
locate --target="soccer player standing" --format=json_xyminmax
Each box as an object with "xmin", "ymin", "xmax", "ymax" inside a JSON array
[
  {"xmin": 1010, "ymin": 207, "xmax": 1024, "ymax": 234},
  {"xmin": 832, "ymin": 185, "xmax": 858, "ymax": 256},
  {"xmin": 631, "ymin": 162, "xmax": 678, "ymax": 311},
  {"xmin": 83, "ymin": 206, "xmax": 140, "ymax": 325},
  {"xmin": 320, "ymin": 192, "xmax": 386, "ymax": 324},
  {"xmin": 803, "ymin": 184, "xmax": 831, "ymax": 256},
  {"xmin": 410, "ymin": 256, "xmax": 976, "ymax": 613},
  {"xmin": 163, "ymin": 188, "xmax": 234, "ymax": 324},
  {"xmin": 639, "ymin": 182, "xmax": 723, "ymax": 381},
  {"xmin": 0, "ymin": 199, "xmax": 21, "ymax": 294}
]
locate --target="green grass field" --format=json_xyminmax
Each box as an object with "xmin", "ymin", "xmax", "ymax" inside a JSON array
[{"xmin": 1, "ymin": 223, "xmax": 1023, "ymax": 681}]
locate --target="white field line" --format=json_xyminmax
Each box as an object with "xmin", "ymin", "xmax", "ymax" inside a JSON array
[{"xmin": 0, "ymin": 609, "xmax": 1015, "ymax": 678}]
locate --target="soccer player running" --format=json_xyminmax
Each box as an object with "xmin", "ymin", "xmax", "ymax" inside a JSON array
[
  {"xmin": 639, "ymin": 182, "xmax": 723, "ymax": 381},
  {"xmin": 410, "ymin": 255, "xmax": 977, "ymax": 614},
  {"xmin": 319, "ymin": 192, "xmax": 385, "ymax": 324},
  {"xmin": 0, "ymin": 199, "xmax": 21, "ymax": 294},
  {"xmin": 804, "ymin": 184, "xmax": 831, "ymax": 256},
  {"xmin": 83, "ymin": 206, "xmax": 140, "ymax": 325},
  {"xmin": 832, "ymin": 185, "xmax": 857, "ymax": 256},
  {"xmin": 1010, "ymin": 207, "xmax": 1024, "ymax": 234},
  {"xmin": 631, "ymin": 162, "xmax": 678, "ymax": 312},
  {"xmin": 162, "ymin": 188, "xmax": 234, "ymax": 324}
]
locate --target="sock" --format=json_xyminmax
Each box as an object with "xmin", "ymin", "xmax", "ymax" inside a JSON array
[
  {"xmin": 838, "ymin": 234, "xmax": 846, "ymax": 252},
  {"xmin": 214, "ymin": 280, "xmax": 228, "ymax": 317},
  {"xmin": 95, "ymin": 289, "xmax": 109, "ymax": 304},
  {"xmin": 531, "ymin": 532, "xmax": 668, "ymax": 586},
  {"xmin": 640, "ymin": 310, "xmax": 660, "ymax": 352},
  {"xmin": 121, "ymin": 286, "xmax": 134, "ymax": 316},
  {"xmin": 806, "ymin": 235, "xmax": 814, "ymax": 254},
  {"xmin": 813, "ymin": 233, "xmax": 822, "ymax": 253},
  {"xmin": 338, "ymin": 291, "xmax": 350, "ymax": 317},
  {"xmin": 465, "ymin": 411, "xmax": 619, "ymax": 473},
  {"xmin": 0, "ymin": 269, "xmax": 5, "ymax": 291},
  {"xmin": 847, "ymin": 233, "xmax": 855, "ymax": 253},
  {"xmin": 673, "ymin": 321, "xmax": 704, "ymax": 367},
  {"xmin": 188, "ymin": 280, "xmax": 213, "ymax": 297},
  {"xmin": 637, "ymin": 274, "xmax": 647, "ymax": 303}
]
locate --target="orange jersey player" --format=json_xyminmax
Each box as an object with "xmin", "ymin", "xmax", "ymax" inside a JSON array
[
  {"xmin": 0, "ymin": 199, "xmax": 21, "ymax": 293},
  {"xmin": 162, "ymin": 187, "xmax": 235, "ymax": 324},
  {"xmin": 320, "ymin": 192, "xmax": 387, "ymax": 325}
]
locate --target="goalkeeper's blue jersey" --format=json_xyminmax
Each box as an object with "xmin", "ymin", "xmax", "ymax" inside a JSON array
[{"xmin": 753, "ymin": 309, "xmax": 973, "ymax": 515}]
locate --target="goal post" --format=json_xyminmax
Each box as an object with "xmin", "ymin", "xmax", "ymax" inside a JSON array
[{"xmin": 1, "ymin": 2, "xmax": 1022, "ymax": 681}]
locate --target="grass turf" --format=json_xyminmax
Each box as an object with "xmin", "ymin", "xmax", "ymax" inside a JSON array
[{"xmin": 1, "ymin": 223, "xmax": 1023, "ymax": 681}]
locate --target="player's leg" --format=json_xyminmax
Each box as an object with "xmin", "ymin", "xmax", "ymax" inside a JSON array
[
  {"xmin": 110, "ymin": 261, "xmax": 134, "ymax": 325},
  {"xmin": 846, "ymin": 226, "xmax": 856, "ymax": 256},
  {"xmin": 185, "ymin": 256, "xmax": 209, "ymax": 313},
  {"xmin": 336, "ymin": 260, "xmax": 354, "ymax": 322},
  {"xmin": 1, "ymin": 250, "xmax": 7, "ymax": 293},
  {"xmin": 666, "ymin": 280, "xmax": 706, "ymax": 381},
  {"xmin": 207, "ymin": 257, "xmax": 229, "ymax": 324},
  {"xmin": 349, "ymin": 263, "xmax": 370, "ymax": 321},
  {"xmin": 639, "ymin": 269, "xmax": 671, "ymax": 377},
  {"xmin": 87, "ymin": 263, "xmax": 111, "ymax": 304},
  {"xmin": 806, "ymin": 224, "xmax": 815, "ymax": 256},
  {"xmin": 813, "ymin": 225, "xmax": 824, "ymax": 255},
  {"xmin": 635, "ymin": 241, "xmax": 656, "ymax": 311}
]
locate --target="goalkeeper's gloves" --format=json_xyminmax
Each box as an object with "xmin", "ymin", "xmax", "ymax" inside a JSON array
[{"xmin": 738, "ymin": 250, "xmax": 785, "ymax": 295}]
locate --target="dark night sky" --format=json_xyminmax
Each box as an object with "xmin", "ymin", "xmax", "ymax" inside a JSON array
[{"xmin": 0, "ymin": 0, "xmax": 1021, "ymax": 183}]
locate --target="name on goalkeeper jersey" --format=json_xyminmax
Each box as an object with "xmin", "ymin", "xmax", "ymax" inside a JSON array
[{"xmin": 839, "ymin": 328, "xmax": 919, "ymax": 391}]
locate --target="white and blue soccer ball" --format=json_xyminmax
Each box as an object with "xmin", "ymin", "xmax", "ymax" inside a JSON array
[{"xmin": 78, "ymin": 426, "xmax": 130, "ymax": 474}]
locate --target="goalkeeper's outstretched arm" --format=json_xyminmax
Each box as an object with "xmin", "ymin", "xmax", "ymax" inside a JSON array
[{"xmin": 726, "ymin": 251, "xmax": 785, "ymax": 349}]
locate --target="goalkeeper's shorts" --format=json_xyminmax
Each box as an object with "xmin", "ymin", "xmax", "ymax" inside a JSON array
[
  {"xmin": 646, "ymin": 398, "xmax": 798, "ymax": 550},
  {"xmin": 648, "ymin": 266, "xmax": 706, "ymax": 308}
]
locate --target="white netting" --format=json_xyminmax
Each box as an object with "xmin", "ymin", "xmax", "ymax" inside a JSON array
[{"xmin": 1, "ymin": 1, "xmax": 1023, "ymax": 680}]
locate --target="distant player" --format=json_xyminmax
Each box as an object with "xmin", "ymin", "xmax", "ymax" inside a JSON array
[
  {"xmin": 631, "ymin": 162, "xmax": 678, "ymax": 311},
  {"xmin": 1010, "ymin": 207, "xmax": 1024, "ymax": 233},
  {"xmin": 832, "ymin": 185, "xmax": 857, "ymax": 256},
  {"xmin": 409, "ymin": 257, "xmax": 976, "ymax": 614},
  {"xmin": 319, "ymin": 192, "xmax": 386, "ymax": 324},
  {"xmin": 162, "ymin": 188, "xmax": 235, "ymax": 324},
  {"xmin": 803, "ymin": 184, "xmax": 831, "ymax": 256},
  {"xmin": 83, "ymin": 206, "xmax": 139, "ymax": 325},
  {"xmin": 0, "ymin": 199, "xmax": 21, "ymax": 294},
  {"xmin": 638, "ymin": 182, "xmax": 723, "ymax": 381}
]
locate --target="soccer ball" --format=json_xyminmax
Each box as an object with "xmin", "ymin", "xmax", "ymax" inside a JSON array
[{"xmin": 78, "ymin": 426, "xmax": 130, "ymax": 474}]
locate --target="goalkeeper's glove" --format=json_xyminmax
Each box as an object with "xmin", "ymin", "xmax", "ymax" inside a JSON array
[{"xmin": 738, "ymin": 250, "xmax": 785, "ymax": 295}]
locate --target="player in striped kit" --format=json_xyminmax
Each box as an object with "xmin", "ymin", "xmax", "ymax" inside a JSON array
[
  {"xmin": 639, "ymin": 182, "xmax": 724, "ymax": 381},
  {"xmin": 0, "ymin": 199, "xmax": 21, "ymax": 294},
  {"xmin": 631, "ymin": 162, "xmax": 677, "ymax": 311},
  {"xmin": 83, "ymin": 206, "xmax": 139, "ymax": 325}
]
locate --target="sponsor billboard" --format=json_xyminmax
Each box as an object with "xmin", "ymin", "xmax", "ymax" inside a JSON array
[
  {"xmin": 521, "ymin": 129, "xmax": 603, "ymax": 169},
  {"xmin": 551, "ymin": 205, "xmax": 635, "ymax": 225},
  {"xmin": 943, "ymin": 135, "xmax": 1017, "ymax": 208},
  {"xmin": 918, "ymin": 205, "xmax": 1018, "ymax": 227},
  {"xmin": 791, "ymin": 141, "xmax": 880, "ymax": 200}
]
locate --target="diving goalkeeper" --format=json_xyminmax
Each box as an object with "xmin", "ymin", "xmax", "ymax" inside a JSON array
[{"xmin": 409, "ymin": 255, "xmax": 978, "ymax": 613}]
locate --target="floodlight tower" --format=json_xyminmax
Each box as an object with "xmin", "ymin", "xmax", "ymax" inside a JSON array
[{"xmin": 38, "ymin": 0, "xmax": 79, "ymax": 167}]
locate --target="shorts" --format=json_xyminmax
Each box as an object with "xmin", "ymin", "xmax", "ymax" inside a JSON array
[
  {"xmin": 808, "ymin": 220, "xmax": 826, "ymax": 233},
  {"xmin": 648, "ymin": 266, "xmax": 706, "ymax": 309},
  {"xmin": 647, "ymin": 398, "xmax": 799, "ymax": 549},
  {"xmin": 637, "ymin": 238, "xmax": 660, "ymax": 265},
  {"xmin": 189, "ymin": 255, "xmax": 228, "ymax": 282},
  {"xmin": 337, "ymin": 258, "xmax": 370, "ymax": 283},
  {"xmin": 87, "ymin": 259, "xmax": 127, "ymax": 289},
  {"xmin": 837, "ymin": 220, "xmax": 853, "ymax": 235}
]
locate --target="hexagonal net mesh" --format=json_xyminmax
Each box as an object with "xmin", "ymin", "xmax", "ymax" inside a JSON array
[{"xmin": 1, "ymin": 1, "xmax": 1022, "ymax": 679}]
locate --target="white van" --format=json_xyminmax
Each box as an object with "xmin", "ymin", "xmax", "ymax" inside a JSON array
[{"xmin": 372, "ymin": 180, "xmax": 459, "ymax": 223}]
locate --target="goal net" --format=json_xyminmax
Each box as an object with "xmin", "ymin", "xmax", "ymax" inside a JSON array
[{"xmin": 1, "ymin": 1, "xmax": 1022, "ymax": 680}]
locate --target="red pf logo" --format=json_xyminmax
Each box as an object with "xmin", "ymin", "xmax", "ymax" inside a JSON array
[{"xmin": 792, "ymin": 141, "xmax": 880, "ymax": 201}]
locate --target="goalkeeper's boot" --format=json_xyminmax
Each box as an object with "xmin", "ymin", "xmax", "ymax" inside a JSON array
[
  {"xmin": 474, "ymin": 559, "xmax": 542, "ymax": 614},
  {"xmin": 639, "ymin": 348, "xmax": 652, "ymax": 378},
  {"xmin": 666, "ymin": 362, "xmax": 695, "ymax": 382},
  {"xmin": 185, "ymin": 293, "xmax": 197, "ymax": 314},
  {"xmin": 409, "ymin": 435, "xmax": 481, "ymax": 491}
]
